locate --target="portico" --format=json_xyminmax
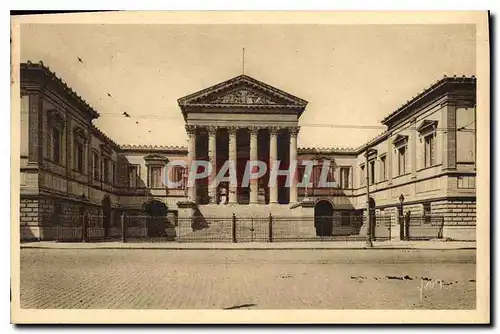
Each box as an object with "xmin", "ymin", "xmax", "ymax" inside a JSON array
[
  {"xmin": 177, "ymin": 74, "xmax": 308, "ymax": 207},
  {"xmin": 184, "ymin": 124, "xmax": 300, "ymax": 205}
]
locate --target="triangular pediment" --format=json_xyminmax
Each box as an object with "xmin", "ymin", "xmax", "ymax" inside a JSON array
[
  {"xmin": 208, "ymin": 88, "xmax": 282, "ymax": 105},
  {"xmin": 144, "ymin": 154, "xmax": 168, "ymax": 164},
  {"xmin": 392, "ymin": 134, "xmax": 409, "ymax": 146},
  {"xmin": 416, "ymin": 119, "xmax": 438, "ymax": 132},
  {"xmin": 178, "ymin": 75, "xmax": 307, "ymax": 108}
]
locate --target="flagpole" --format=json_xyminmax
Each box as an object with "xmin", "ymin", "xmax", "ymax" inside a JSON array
[{"xmin": 242, "ymin": 48, "xmax": 245, "ymax": 74}]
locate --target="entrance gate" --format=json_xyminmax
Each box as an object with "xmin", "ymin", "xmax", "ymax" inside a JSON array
[{"xmin": 235, "ymin": 216, "xmax": 269, "ymax": 242}]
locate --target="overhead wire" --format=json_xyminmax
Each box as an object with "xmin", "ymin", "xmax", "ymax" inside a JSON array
[{"xmin": 55, "ymin": 28, "xmax": 476, "ymax": 136}]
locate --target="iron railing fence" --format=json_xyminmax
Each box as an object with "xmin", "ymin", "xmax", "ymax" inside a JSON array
[
  {"xmin": 51, "ymin": 214, "xmax": 123, "ymax": 242},
  {"xmin": 52, "ymin": 214, "xmax": 84, "ymax": 242},
  {"xmin": 370, "ymin": 215, "xmax": 393, "ymax": 241},
  {"xmin": 48, "ymin": 213, "xmax": 444, "ymax": 243},
  {"xmin": 399, "ymin": 215, "xmax": 444, "ymax": 240}
]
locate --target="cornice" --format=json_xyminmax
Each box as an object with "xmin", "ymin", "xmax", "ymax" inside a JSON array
[
  {"xmin": 354, "ymin": 130, "xmax": 390, "ymax": 153},
  {"xmin": 381, "ymin": 75, "xmax": 476, "ymax": 127},
  {"xmin": 298, "ymin": 146, "xmax": 357, "ymax": 155},
  {"xmin": 90, "ymin": 124, "xmax": 120, "ymax": 151},
  {"xmin": 120, "ymin": 144, "xmax": 188, "ymax": 154},
  {"xmin": 20, "ymin": 61, "xmax": 100, "ymax": 120}
]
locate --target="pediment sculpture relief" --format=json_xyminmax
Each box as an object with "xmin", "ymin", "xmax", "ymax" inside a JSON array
[{"xmin": 210, "ymin": 89, "xmax": 278, "ymax": 105}]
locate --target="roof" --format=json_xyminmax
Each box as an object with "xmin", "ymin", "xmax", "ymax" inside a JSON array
[
  {"xmin": 298, "ymin": 146, "xmax": 357, "ymax": 154},
  {"xmin": 120, "ymin": 144, "xmax": 188, "ymax": 154},
  {"xmin": 91, "ymin": 123, "xmax": 120, "ymax": 150},
  {"xmin": 381, "ymin": 75, "xmax": 476, "ymax": 127},
  {"xmin": 20, "ymin": 61, "xmax": 100, "ymax": 119},
  {"xmin": 354, "ymin": 130, "xmax": 390, "ymax": 152}
]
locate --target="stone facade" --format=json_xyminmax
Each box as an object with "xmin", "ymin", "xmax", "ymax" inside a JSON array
[{"xmin": 19, "ymin": 61, "xmax": 477, "ymax": 241}]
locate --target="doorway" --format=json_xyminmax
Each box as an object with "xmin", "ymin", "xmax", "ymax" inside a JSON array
[
  {"xmin": 314, "ymin": 200, "xmax": 334, "ymax": 236},
  {"xmin": 144, "ymin": 200, "xmax": 168, "ymax": 237}
]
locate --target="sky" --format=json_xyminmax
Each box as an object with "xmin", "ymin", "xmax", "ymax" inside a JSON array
[{"xmin": 20, "ymin": 23, "xmax": 476, "ymax": 148}]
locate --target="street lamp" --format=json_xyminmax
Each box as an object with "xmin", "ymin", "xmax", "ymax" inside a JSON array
[
  {"xmin": 365, "ymin": 148, "xmax": 377, "ymax": 248},
  {"xmin": 399, "ymin": 194, "xmax": 405, "ymax": 240}
]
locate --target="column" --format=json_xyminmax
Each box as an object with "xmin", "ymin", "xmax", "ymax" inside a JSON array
[
  {"xmin": 289, "ymin": 126, "xmax": 299, "ymax": 203},
  {"xmin": 185, "ymin": 125, "xmax": 197, "ymax": 203},
  {"xmin": 269, "ymin": 127, "xmax": 279, "ymax": 204},
  {"xmin": 228, "ymin": 127, "xmax": 238, "ymax": 204},
  {"xmin": 207, "ymin": 126, "xmax": 217, "ymax": 204},
  {"xmin": 249, "ymin": 126, "xmax": 259, "ymax": 204}
]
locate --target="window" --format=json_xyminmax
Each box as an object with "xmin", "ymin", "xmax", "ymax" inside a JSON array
[
  {"xmin": 423, "ymin": 202, "xmax": 431, "ymax": 215},
  {"xmin": 128, "ymin": 165, "xmax": 139, "ymax": 188},
  {"xmin": 73, "ymin": 128, "xmax": 86, "ymax": 173},
  {"xmin": 369, "ymin": 160, "xmax": 375, "ymax": 185},
  {"xmin": 341, "ymin": 211, "xmax": 351, "ymax": 226},
  {"xmin": 48, "ymin": 112, "xmax": 64, "ymax": 165},
  {"xmin": 111, "ymin": 162, "xmax": 116, "ymax": 185},
  {"xmin": 360, "ymin": 164, "xmax": 365, "ymax": 186},
  {"xmin": 424, "ymin": 134, "xmax": 435, "ymax": 167},
  {"xmin": 148, "ymin": 166, "xmax": 163, "ymax": 188},
  {"xmin": 92, "ymin": 151, "xmax": 99, "ymax": 180},
  {"xmin": 103, "ymin": 157, "xmax": 110, "ymax": 183},
  {"xmin": 398, "ymin": 146, "xmax": 406, "ymax": 176},
  {"xmin": 52, "ymin": 126, "xmax": 62, "ymax": 164},
  {"xmin": 74, "ymin": 140, "xmax": 84, "ymax": 172},
  {"xmin": 340, "ymin": 167, "xmax": 350, "ymax": 189},
  {"xmin": 423, "ymin": 202, "xmax": 431, "ymax": 223},
  {"xmin": 170, "ymin": 166, "xmax": 185, "ymax": 189},
  {"xmin": 380, "ymin": 155, "xmax": 387, "ymax": 181},
  {"xmin": 311, "ymin": 161, "xmax": 335, "ymax": 188}
]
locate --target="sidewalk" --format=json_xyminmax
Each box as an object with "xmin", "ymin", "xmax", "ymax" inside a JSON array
[{"xmin": 20, "ymin": 240, "xmax": 476, "ymax": 250}]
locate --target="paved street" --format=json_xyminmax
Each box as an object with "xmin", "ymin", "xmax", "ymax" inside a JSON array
[{"xmin": 20, "ymin": 249, "xmax": 476, "ymax": 310}]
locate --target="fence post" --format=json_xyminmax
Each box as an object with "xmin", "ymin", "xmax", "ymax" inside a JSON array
[
  {"xmin": 268, "ymin": 213, "xmax": 273, "ymax": 243},
  {"xmin": 82, "ymin": 213, "xmax": 88, "ymax": 243},
  {"xmin": 121, "ymin": 212, "xmax": 127, "ymax": 243},
  {"xmin": 404, "ymin": 211, "xmax": 411, "ymax": 241},
  {"xmin": 232, "ymin": 213, "xmax": 236, "ymax": 243}
]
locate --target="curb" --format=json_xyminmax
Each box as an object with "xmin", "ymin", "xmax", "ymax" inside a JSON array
[{"xmin": 20, "ymin": 245, "xmax": 477, "ymax": 251}]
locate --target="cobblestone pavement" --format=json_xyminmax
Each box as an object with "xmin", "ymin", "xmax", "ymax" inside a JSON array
[{"xmin": 20, "ymin": 249, "xmax": 476, "ymax": 309}]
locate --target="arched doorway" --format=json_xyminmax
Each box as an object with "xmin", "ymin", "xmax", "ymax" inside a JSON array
[
  {"xmin": 314, "ymin": 200, "xmax": 334, "ymax": 236},
  {"xmin": 102, "ymin": 196, "xmax": 111, "ymax": 238},
  {"xmin": 143, "ymin": 200, "xmax": 168, "ymax": 237}
]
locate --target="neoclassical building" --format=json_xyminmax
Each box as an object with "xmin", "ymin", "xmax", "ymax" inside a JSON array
[{"xmin": 19, "ymin": 61, "xmax": 477, "ymax": 241}]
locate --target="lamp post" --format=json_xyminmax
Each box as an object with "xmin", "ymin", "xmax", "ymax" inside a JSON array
[
  {"xmin": 399, "ymin": 194, "xmax": 405, "ymax": 240},
  {"xmin": 365, "ymin": 148, "xmax": 376, "ymax": 248}
]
